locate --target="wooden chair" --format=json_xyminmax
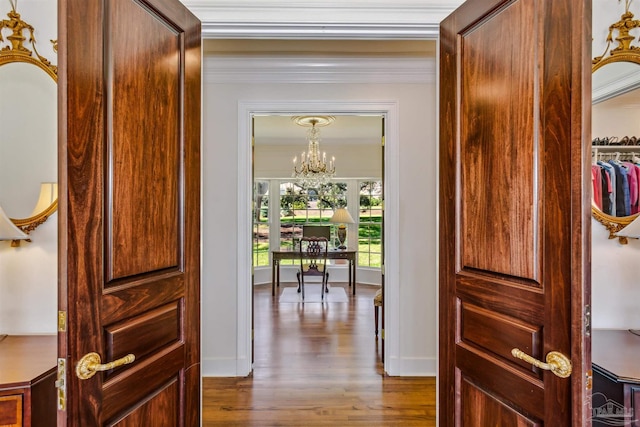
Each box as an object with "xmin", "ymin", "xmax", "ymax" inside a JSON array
[
  {"xmin": 296, "ymin": 236, "xmax": 330, "ymax": 300},
  {"xmin": 374, "ymin": 288, "xmax": 382, "ymax": 337}
]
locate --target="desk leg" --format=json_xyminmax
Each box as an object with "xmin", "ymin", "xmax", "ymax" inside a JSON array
[
  {"xmin": 352, "ymin": 258, "xmax": 356, "ymax": 295},
  {"xmin": 272, "ymin": 259, "xmax": 276, "ymax": 296}
]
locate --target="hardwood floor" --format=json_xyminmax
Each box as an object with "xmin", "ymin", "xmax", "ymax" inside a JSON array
[{"xmin": 202, "ymin": 282, "xmax": 436, "ymax": 426}]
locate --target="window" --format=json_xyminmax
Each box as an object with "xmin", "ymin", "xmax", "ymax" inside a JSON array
[
  {"xmin": 277, "ymin": 182, "xmax": 347, "ymax": 263},
  {"xmin": 252, "ymin": 180, "xmax": 270, "ymax": 267},
  {"xmin": 253, "ymin": 179, "xmax": 383, "ymax": 271},
  {"xmin": 358, "ymin": 181, "xmax": 383, "ymax": 267}
]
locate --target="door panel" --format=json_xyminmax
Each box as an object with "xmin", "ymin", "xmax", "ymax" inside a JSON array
[
  {"xmin": 461, "ymin": 379, "xmax": 540, "ymax": 427},
  {"xmin": 58, "ymin": 0, "xmax": 201, "ymax": 425},
  {"xmin": 439, "ymin": 0, "xmax": 591, "ymax": 425},
  {"xmin": 108, "ymin": 0, "xmax": 182, "ymax": 280},
  {"xmin": 459, "ymin": 0, "xmax": 538, "ymax": 282},
  {"xmin": 111, "ymin": 380, "xmax": 179, "ymax": 427}
]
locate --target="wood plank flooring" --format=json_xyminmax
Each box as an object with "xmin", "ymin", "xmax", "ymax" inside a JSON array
[{"xmin": 202, "ymin": 282, "xmax": 436, "ymax": 426}]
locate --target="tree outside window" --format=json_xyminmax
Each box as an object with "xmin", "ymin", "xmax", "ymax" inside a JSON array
[
  {"xmin": 358, "ymin": 181, "xmax": 383, "ymax": 267},
  {"xmin": 279, "ymin": 182, "xmax": 347, "ymax": 262},
  {"xmin": 252, "ymin": 179, "xmax": 383, "ymax": 270},
  {"xmin": 253, "ymin": 180, "xmax": 270, "ymax": 267}
]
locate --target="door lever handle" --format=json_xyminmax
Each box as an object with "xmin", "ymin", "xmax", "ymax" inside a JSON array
[
  {"xmin": 511, "ymin": 348, "xmax": 572, "ymax": 378},
  {"xmin": 76, "ymin": 352, "xmax": 135, "ymax": 380}
]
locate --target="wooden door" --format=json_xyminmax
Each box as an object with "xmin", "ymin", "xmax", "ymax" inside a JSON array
[
  {"xmin": 439, "ymin": 0, "xmax": 591, "ymax": 425},
  {"xmin": 380, "ymin": 116, "xmax": 385, "ymax": 363},
  {"xmin": 57, "ymin": 0, "xmax": 201, "ymax": 425}
]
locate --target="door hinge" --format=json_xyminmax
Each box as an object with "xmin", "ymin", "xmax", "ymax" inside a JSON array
[
  {"xmin": 55, "ymin": 358, "xmax": 66, "ymax": 411},
  {"xmin": 58, "ymin": 311, "xmax": 66, "ymax": 332},
  {"xmin": 585, "ymin": 304, "xmax": 591, "ymax": 337},
  {"xmin": 586, "ymin": 369, "xmax": 593, "ymax": 390},
  {"xmin": 381, "ymin": 329, "xmax": 385, "ymax": 339}
]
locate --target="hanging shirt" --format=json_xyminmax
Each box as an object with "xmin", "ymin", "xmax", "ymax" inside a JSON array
[
  {"xmin": 598, "ymin": 161, "xmax": 616, "ymax": 216},
  {"xmin": 592, "ymin": 165, "xmax": 603, "ymax": 209},
  {"xmin": 609, "ymin": 160, "xmax": 630, "ymax": 217},
  {"xmin": 624, "ymin": 161, "xmax": 639, "ymax": 214}
]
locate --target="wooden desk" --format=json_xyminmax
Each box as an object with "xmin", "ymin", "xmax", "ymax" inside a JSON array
[
  {"xmin": 591, "ymin": 329, "xmax": 640, "ymax": 426},
  {"xmin": 271, "ymin": 249, "xmax": 357, "ymax": 296},
  {"xmin": 0, "ymin": 335, "xmax": 57, "ymax": 427}
]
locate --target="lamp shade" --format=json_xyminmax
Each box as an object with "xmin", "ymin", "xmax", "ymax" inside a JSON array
[
  {"xmin": 30, "ymin": 182, "xmax": 58, "ymax": 217},
  {"xmin": 330, "ymin": 207, "xmax": 355, "ymax": 224},
  {"xmin": 0, "ymin": 205, "xmax": 28, "ymax": 241},
  {"xmin": 616, "ymin": 214, "xmax": 640, "ymax": 238}
]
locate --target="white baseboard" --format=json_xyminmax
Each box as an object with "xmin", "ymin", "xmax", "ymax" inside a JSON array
[
  {"xmin": 202, "ymin": 357, "xmax": 250, "ymax": 377},
  {"xmin": 387, "ymin": 356, "xmax": 436, "ymax": 377},
  {"xmin": 202, "ymin": 356, "xmax": 437, "ymax": 378}
]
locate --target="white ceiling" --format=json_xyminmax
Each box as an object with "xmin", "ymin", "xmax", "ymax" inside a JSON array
[{"xmin": 253, "ymin": 115, "xmax": 383, "ymax": 146}]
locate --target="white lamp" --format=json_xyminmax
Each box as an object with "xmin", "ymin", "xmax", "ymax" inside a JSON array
[
  {"xmin": 329, "ymin": 207, "xmax": 355, "ymax": 249},
  {"xmin": 0, "ymin": 205, "xmax": 28, "ymax": 246}
]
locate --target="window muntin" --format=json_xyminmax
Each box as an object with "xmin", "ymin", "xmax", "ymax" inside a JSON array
[
  {"xmin": 358, "ymin": 181, "xmax": 383, "ymax": 268},
  {"xmin": 253, "ymin": 179, "xmax": 383, "ymax": 270},
  {"xmin": 278, "ymin": 182, "xmax": 347, "ymax": 264},
  {"xmin": 252, "ymin": 180, "xmax": 270, "ymax": 267}
]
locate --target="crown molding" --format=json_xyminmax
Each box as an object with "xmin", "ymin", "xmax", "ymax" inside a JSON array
[
  {"xmin": 182, "ymin": 0, "xmax": 462, "ymax": 39},
  {"xmin": 203, "ymin": 55, "xmax": 436, "ymax": 84},
  {"xmin": 593, "ymin": 67, "xmax": 640, "ymax": 104}
]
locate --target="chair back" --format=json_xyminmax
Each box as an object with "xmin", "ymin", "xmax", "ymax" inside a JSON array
[
  {"xmin": 298, "ymin": 236, "xmax": 329, "ymax": 276},
  {"xmin": 302, "ymin": 225, "xmax": 331, "ymax": 240}
]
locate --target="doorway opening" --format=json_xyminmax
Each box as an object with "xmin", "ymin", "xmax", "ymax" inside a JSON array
[{"xmin": 236, "ymin": 101, "xmax": 401, "ymax": 376}]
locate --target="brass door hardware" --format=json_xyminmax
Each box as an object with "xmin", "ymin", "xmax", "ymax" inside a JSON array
[
  {"xmin": 55, "ymin": 358, "xmax": 66, "ymax": 410},
  {"xmin": 75, "ymin": 352, "xmax": 135, "ymax": 380},
  {"xmin": 511, "ymin": 348, "xmax": 572, "ymax": 378}
]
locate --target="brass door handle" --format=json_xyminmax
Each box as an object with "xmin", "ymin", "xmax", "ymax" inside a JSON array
[
  {"xmin": 511, "ymin": 348, "xmax": 572, "ymax": 378},
  {"xmin": 76, "ymin": 352, "xmax": 135, "ymax": 380}
]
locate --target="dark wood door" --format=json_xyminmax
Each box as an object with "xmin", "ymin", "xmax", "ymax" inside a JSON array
[
  {"xmin": 57, "ymin": 0, "xmax": 201, "ymax": 425},
  {"xmin": 439, "ymin": 0, "xmax": 591, "ymax": 425},
  {"xmin": 380, "ymin": 117, "xmax": 385, "ymax": 362}
]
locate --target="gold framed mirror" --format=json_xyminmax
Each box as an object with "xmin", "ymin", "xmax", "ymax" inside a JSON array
[
  {"xmin": 591, "ymin": 1, "xmax": 640, "ymax": 244},
  {"xmin": 0, "ymin": 3, "xmax": 57, "ymax": 245}
]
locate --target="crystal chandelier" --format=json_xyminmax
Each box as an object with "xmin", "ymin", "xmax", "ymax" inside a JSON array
[{"xmin": 291, "ymin": 116, "xmax": 336, "ymax": 188}]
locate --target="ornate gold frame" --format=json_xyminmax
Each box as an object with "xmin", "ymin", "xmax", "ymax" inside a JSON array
[
  {"xmin": 591, "ymin": 0, "xmax": 640, "ymax": 244},
  {"xmin": 592, "ymin": 208, "xmax": 636, "ymax": 244},
  {"xmin": 0, "ymin": 5, "xmax": 57, "ymax": 244},
  {"xmin": 592, "ymin": 0, "xmax": 640, "ymax": 72}
]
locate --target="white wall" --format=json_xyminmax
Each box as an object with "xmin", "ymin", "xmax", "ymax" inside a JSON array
[
  {"xmin": 592, "ymin": 102, "xmax": 640, "ymax": 138},
  {"xmin": 0, "ymin": 0, "xmax": 57, "ymax": 335},
  {"xmin": 592, "ymin": 221, "xmax": 640, "ymax": 328},
  {"xmin": 201, "ymin": 54, "xmax": 438, "ymax": 376},
  {"xmin": 591, "ymin": 0, "xmax": 640, "ymax": 329}
]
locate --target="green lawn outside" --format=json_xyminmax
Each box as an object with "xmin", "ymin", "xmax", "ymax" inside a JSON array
[{"xmin": 253, "ymin": 215, "xmax": 382, "ymax": 268}]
